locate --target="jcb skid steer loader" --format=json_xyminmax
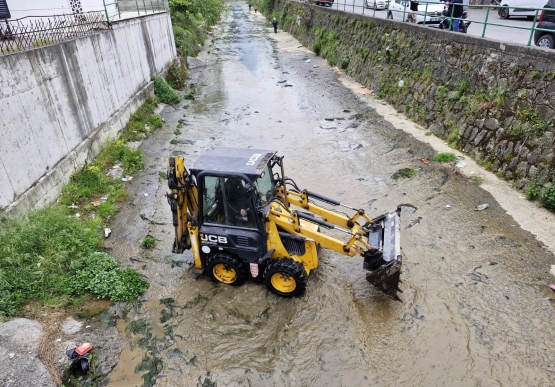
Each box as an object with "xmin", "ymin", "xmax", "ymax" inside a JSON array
[{"xmin": 166, "ymin": 148, "xmax": 403, "ymax": 300}]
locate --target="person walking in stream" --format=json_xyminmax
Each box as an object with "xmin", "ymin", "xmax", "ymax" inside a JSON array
[{"xmin": 272, "ymin": 18, "xmax": 278, "ymax": 33}]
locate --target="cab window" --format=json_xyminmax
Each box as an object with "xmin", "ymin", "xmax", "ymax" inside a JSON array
[
  {"xmin": 202, "ymin": 176, "xmax": 257, "ymax": 229},
  {"xmin": 254, "ymin": 165, "xmax": 275, "ymax": 207}
]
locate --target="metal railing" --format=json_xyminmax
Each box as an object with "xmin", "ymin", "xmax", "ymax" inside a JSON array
[
  {"xmin": 293, "ymin": 0, "xmax": 555, "ymax": 47},
  {"xmin": 0, "ymin": 11, "xmax": 110, "ymax": 55},
  {"xmin": 103, "ymin": 0, "xmax": 168, "ymax": 23}
]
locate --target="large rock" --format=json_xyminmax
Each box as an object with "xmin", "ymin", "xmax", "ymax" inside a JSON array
[{"xmin": 0, "ymin": 318, "xmax": 55, "ymax": 387}]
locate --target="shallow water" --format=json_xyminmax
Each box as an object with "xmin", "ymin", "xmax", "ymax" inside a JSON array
[{"xmin": 105, "ymin": 3, "xmax": 555, "ymax": 386}]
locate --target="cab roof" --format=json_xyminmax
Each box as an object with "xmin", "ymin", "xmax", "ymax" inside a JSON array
[{"xmin": 190, "ymin": 147, "xmax": 277, "ymax": 179}]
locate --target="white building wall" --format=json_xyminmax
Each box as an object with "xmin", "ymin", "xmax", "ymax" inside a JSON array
[{"xmin": 0, "ymin": 12, "xmax": 177, "ymax": 209}]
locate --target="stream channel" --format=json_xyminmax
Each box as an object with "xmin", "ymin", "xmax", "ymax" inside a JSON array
[{"xmin": 103, "ymin": 2, "xmax": 555, "ymax": 386}]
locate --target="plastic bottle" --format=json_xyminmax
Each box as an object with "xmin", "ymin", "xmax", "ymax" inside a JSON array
[{"xmin": 476, "ymin": 203, "xmax": 489, "ymax": 211}]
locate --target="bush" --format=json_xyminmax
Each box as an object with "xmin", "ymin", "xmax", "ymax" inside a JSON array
[
  {"xmin": 541, "ymin": 183, "xmax": 555, "ymax": 210},
  {"xmin": 153, "ymin": 76, "xmax": 180, "ymax": 105},
  {"xmin": 166, "ymin": 60, "xmax": 188, "ymax": 90},
  {"xmin": 525, "ymin": 179, "xmax": 540, "ymax": 200},
  {"xmin": 433, "ymin": 153, "xmax": 458, "ymax": 162}
]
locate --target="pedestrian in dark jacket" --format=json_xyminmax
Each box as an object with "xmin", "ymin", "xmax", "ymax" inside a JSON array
[
  {"xmin": 272, "ymin": 18, "xmax": 278, "ymax": 33},
  {"xmin": 446, "ymin": 0, "xmax": 463, "ymax": 31}
]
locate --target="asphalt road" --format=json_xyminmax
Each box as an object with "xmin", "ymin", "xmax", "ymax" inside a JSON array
[{"xmin": 310, "ymin": 0, "xmax": 543, "ymax": 47}]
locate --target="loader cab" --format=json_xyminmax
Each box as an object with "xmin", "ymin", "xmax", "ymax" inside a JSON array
[{"xmin": 190, "ymin": 148, "xmax": 277, "ymax": 277}]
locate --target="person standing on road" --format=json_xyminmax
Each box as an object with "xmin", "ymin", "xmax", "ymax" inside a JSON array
[
  {"xmin": 249, "ymin": 3, "xmax": 252, "ymax": 11},
  {"xmin": 272, "ymin": 18, "xmax": 279, "ymax": 33},
  {"xmin": 407, "ymin": 0, "xmax": 418, "ymax": 23},
  {"xmin": 254, "ymin": 5, "xmax": 258, "ymax": 13},
  {"xmin": 446, "ymin": 0, "xmax": 463, "ymax": 32}
]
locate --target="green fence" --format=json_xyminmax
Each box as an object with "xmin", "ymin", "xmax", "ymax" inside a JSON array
[
  {"xmin": 295, "ymin": 0, "xmax": 554, "ymax": 47},
  {"xmin": 103, "ymin": 0, "xmax": 168, "ymax": 23}
]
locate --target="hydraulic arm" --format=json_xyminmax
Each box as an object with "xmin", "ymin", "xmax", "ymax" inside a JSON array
[{"xmin": 272, "ymin": 185, "xmax": 403, "ymax": 301}]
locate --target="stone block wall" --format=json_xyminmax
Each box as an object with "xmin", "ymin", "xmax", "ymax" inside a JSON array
[{"xmin": 273, "ymin": 1, "xmax": 555, "ymax": 188}]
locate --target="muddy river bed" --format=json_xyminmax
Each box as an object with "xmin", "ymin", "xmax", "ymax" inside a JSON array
[{"xmin": 103, "ymin": 2, "xmax": 555, "ymax": 386}]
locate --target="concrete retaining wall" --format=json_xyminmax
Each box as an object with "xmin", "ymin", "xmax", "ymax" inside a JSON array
[
  {"xmin": 0, "ymin": 12, "xmax": 176, "ymax": 211},
  {"xmin": 274, "ymin": 1, "xmax": 555, "ymax": 188}
]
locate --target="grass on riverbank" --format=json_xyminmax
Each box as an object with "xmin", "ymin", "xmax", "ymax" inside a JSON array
[{"xmin": 0, "ymin": 96, "xmax": 168, "ymax": 319}]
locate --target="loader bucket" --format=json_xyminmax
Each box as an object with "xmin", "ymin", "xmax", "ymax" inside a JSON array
[{"xmin": 364, "ymin": 208, "xmax": 403, "ymax": 301}]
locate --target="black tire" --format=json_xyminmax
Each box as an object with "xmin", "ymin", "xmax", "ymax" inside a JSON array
[
  {"xmin": 537, "ymin": 34, "xmax": 555, "ymax": 48},
  {"xmin": 207, "ymin": 253, "xmax": 248, "ymax": 286},
  {"xmin": 499, "ymin": 6, "xmax": 509, "ymax": 19},
  {"xmin": 263, "ymin": 258, "xmax": 307, "ymax": 297},
  {"xmin": 387, "ymin": 11, "xmax": 393, "ymax": 20}
]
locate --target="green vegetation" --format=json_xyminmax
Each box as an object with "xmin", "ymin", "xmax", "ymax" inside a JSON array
[
  {"xmin": 153, "ymin": 76, "xmax": 181, "ymax": 105},
  {"xmin": 32, "ymin": 38, "xmax": 55, "ymax": 47},
  {"xmin": 470, "ymin": 176, "xmax": 483, "ymax": 185},
  {"xmin": 0, "ymin": 98, "xmax": 163, "ymax": 318},
  {"xmin": 433, "ymin": 152, "xmax": 458, "ymax": 162},
  {"xmin": 0, "ymin": 211, "xmax": 148, "ymax": 317},
  {"xmin": 392, "ymin": 167, "xmax": 418, "ymax": 180},
  {"xmin": 541, "ymin": 183, "xmax": 555, "ymax": 210},
  {"xmin": 142, "ymin": 236, "xmax": 157, "ymax": 249},
  {"xmin": 120, "ymin": 97, "xmax": 161, "ymax": 142},
  {"xmin": 525, "ymin": 178, "xmax": 540, "ymax": 200},
  {"xmin": 425, "ymin": 131, "xmax": 432, "ymax": 136}
]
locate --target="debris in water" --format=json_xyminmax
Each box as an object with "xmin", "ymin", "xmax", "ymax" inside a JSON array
[
  {"xmin": 455, "ymin": 160, "xmax": 466, "ymax": 168},
  {"xmin": 104, "ymin": 228, "xmax": 112, "ymax": 238},
  {"xmin": 306, "ymin": 59, "xmax": 311, "ymax": 63},
  {"xmin": 446, "ymin": 205, "xmax": 451, "ymax": 208},
  {"xmin": 122, "ymin": 176, "xmax": 133, "ymax": 182},
  {"xmin": 475, "ymin": 204, "xmax": 489, "ymax": 211}
]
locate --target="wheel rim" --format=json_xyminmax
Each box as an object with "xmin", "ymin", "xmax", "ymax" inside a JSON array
[
  {"xmin": 271, "ymin": 272, "xmax": 297, "ymax": 293},
  {"xmin": 539, "ymin": 37, "xmax": 551, "ymax": 47},
  {"xmin": 213, "ymin": 263, "xmax": 237, "ymax": 284},
  {"xmin": 500, "ymin": 8, "xmax": 508, "ymax": 18}
]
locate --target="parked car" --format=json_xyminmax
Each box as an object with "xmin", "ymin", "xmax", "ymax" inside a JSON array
[
  {"xmin": 365, "ymin": 0, "xmax": 389, "ymax": 10},
  {"xmin": 497, "ymin": 0, "xmax": 545, "ymax": 19},
  {"xmin": 314, "ymin": 0, "xmax": 334, "ymax": 6},
  {"xmin": 387, "ymin": 0, "xmax": 445, "ymax": 24},
  {"xmin": 534, "ymin": 0, "xmax": 555, "ymax": 47}
]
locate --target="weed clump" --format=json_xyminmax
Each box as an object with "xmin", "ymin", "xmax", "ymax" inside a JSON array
[
  {"xmin": 433, "ymin": 153, "xmax": 458, "ymax": 163},
  {"xmin": 392, "ymin": 167, "xmax": 418, "ymax": 180},
  {"xmin": 153, "ymin": 76, "xmax": 180, "ymax": 105},
  {"xmin": 470, "ymin": 176, "xmax": 483, "ymax": 186},
  {"xmin": 142, "ymin": 236, "xmax": 157, "ymax": 249}
]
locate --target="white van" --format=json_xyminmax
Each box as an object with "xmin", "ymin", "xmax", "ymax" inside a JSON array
[{"xmin": 498, "ymin": 0, "xmax": 546, "ymax": 19}]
